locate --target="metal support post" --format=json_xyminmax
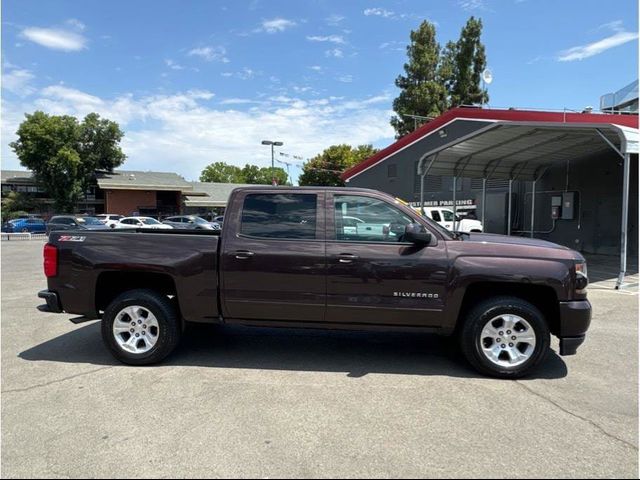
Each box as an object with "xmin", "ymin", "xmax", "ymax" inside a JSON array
[
  {"xmin": 616, "ymin": 153, "xmax": 631, "ymax": 289},
  {"xmin": 507, "ymin": 179, "xmax": 513, "ymax": 236},
  {"xmin": 530, "ymin": 179, "xmax": 537, "ymax": 238},
  {"xmin": 481, "ymin": 178, "xmax": 487, "ymax": 225},
  {"xmin": 452, "ymin": 177, "xmax": 457, "ymax": 230}
]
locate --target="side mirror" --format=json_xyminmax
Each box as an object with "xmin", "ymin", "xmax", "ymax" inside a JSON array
[{"xmin": 404, "ymin": 223, "xmax": 432, "ymax": 245}]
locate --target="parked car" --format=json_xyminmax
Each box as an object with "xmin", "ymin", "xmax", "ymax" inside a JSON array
[
  {"xmin": 46, "ymin": 216, "xmax": 110, "ymax": 235},
  {"xmin": 116, "ymin": 217, "xmax": 174, "ymax": 230},
  {"xmin": 39, "ymin": 186, "xmax": 591, "ymax": 379},
  {"xmin": 422, "ymin": 207, "xmax": 483, "ymax": 233},
  {"xmin": 2, "ymin": 217, "xmax": 46, "ymax": 233},
  {"xmin": 213, "ymin": 215, "xmax": 224, "ymax": 223},
  {"xmin": 96, "ymin": 214, "xmax": 124, "ymax": 228},
  {"xmin": 162, "ymin": 215, "xmax": 221, "ymax": 231}
]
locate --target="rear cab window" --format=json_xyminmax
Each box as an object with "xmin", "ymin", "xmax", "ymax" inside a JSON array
[{"xmin": 240, "ymin": 193, "xmax": 317, "ymax": 240}]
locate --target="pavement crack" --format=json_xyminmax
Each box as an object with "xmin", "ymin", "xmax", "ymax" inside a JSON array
[
  {"xmin": 516, "ymin": 381, "xmax": 638, "ymax": 451},
  {"xmin": 2, "ymin": 366, "xmax": 115, "ymax": 394}
]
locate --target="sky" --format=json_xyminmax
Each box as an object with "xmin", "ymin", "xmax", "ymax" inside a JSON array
[{"xmin": 2, "ymin": 0, "xmax": 638, "ymax": 184}]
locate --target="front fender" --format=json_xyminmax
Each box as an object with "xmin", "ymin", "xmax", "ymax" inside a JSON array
[{"xmin": 441, "ymin": 255, "xmax": 574, "ymax": 332}]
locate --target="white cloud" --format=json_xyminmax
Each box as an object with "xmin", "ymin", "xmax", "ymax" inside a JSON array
[
  {"xmin": 259, "ymin": 18, "xmax": 297, "ymax": 33},
  {"xmin": 458, "ymin": 0, "xmax": 487, "ymax": 11},
  {"xmin": 2, "ymin": 86, "xmax": 394, "ymax": 182},
  {"xmin": 309, "ymin": 65, "xmax": 323, "ymax": 72},
  {"xmin": 165, "ymin": 59, "xmax": 184, "ymax": 70},
  {"xmin": 188, "ymin": 46, "xmax": 229, "ymax": 63},
  {"xmin": 337, "ymin": 75, "xmax": 353, "ymax": 83},
  {"xmin": 557, "ymin": 27, "xmax": 638, "ymax": 62},
  {"xmin": 364, "ymin": 8, "xmax": 395, "ymax": 18},
  {"xmin": 21, "ymin": 26, "xmax": 87, "ymax": 51},
  {"xmin": 326, "ymin": 14, "xmax": 345, "ymax": 26},
  {"xmin": 2, "ymin": 66, "xmax": 36, "ymax": 96},
  {"xmin": 66, "ymin": 18, "xmax": 86, "ymax": 31},
  {"xmin": 325, "ymin": 48, "xmax": 344, "ymax": 58},
  {"xmin": 307, "ymin": 35, "xmax": 345, "ymax": 44}
]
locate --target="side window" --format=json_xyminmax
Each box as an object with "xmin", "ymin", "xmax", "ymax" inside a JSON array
[
  {"xmin": 241, "ymin": 193, "xmax": 317, "ymax": 240},
  {"xmin": 430, "ymin": 210, "xmax": 441, "ymax": 222},
  {"xmin": 441, "ymin": 210, "xmax": 454, "ymax": 222},
  {"xmin": 334, "ymin": 195, "xmax": 415, "ymax": 243}
]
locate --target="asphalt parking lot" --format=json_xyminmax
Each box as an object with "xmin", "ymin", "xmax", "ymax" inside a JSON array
[{"xmin": 1, "ymin": 240, "xmax": 638, "ymax": 478}]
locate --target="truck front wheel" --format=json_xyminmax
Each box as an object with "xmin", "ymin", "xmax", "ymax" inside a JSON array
[
  {"xmin": 460, "ymin": 296, "xmax": 550, "ymax": 379},
  {"xmin": 101, "ymin": 289, "xmax": 181, "ymax": 365}
]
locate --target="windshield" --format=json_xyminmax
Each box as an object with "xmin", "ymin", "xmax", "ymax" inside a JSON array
[
  {"xmin": 78, "ymin": 217, "xmax": 102, "ymax": 225},
  {"xmin": 193, "ymin": 217, "xmax": 208, "ymax": 224},
  {"xmin": 141, "ymin": 218, "xmax": 161, "ymax": 225}
]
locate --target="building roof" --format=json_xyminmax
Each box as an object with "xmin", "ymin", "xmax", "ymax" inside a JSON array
[
  {"xmin": 342, "ymin": 107, "xmax": 639, "ymax": 182},
  {"xmin": 184, "ymin": 182, "xmax": 254, "ymax": 207},
  {"xmin": 96, "ymin": 170, "xmax": 193, "ymax": 191},
  {"xmin": 1, "ymin": 170, "xmax": 35, "ymax": 184}
]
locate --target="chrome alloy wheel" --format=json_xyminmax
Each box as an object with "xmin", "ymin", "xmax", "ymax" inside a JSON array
[
  {"xmin": 480, "ymin": 314, "xmax": 537, "ymax": 368},
  {"xmin": 112, "ymin": 306, "xmax": 160, "ymax": 354}
]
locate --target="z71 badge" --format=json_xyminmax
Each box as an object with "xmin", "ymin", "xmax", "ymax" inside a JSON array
[{"xmin": 58, "ymin": 235, "xmax": 86, "ymax": 242}]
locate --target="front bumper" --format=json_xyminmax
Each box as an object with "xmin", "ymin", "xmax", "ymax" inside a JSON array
[
  {"xmin": 558, "ymin": 300, "xmax": 592, "ymax": 356},
  {"xmin": 37, "ymin": 290, "xmax": 63, "ymax": 313}
]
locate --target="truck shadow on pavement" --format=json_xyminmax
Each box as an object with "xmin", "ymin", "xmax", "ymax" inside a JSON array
[{"xmin": 19, "ymin": 322, "xmax": 568, "ymax": 380}]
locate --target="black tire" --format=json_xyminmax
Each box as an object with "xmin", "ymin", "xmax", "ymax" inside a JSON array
[
  {"xmin": 459, "ymin": 296, "xmax": 550, "ymax": 379},
  {"xmin": 101, "ymin": 289, "xmax": 181, "ymax": 365}
]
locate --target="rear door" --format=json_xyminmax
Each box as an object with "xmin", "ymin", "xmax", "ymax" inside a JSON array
[
  {"xmin": 326, "ymin": 192, "xmax": 449, "ymax": 327},
  {"xmin": 220, "ymin": 190, "xmax": 326, "ymax": 322}
]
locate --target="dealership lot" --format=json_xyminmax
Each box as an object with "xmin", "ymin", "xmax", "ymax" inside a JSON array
[{"xmin": 1, "ymin": 240, "xmax": 638, "ymax": 478}]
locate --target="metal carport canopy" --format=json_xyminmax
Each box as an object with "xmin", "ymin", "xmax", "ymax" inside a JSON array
[
  {"xmin": 413, "ymin": 118, "xmax": 638, "ymax": 290},
  {"xmin": 416, "ymin": 121, "xmax": 636, "ymax": 180}
]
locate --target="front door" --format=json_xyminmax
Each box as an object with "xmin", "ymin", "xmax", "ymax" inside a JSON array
[
  {"xmin": 221, "ymin": 191, "xmax": 326, "ymax": 322},
  {"xmin": 326, "ymin": 193, "xmax": 449, "ymax": 327}
]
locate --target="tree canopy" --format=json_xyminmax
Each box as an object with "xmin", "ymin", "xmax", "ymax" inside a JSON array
[
  {"xmin": 200, "ymin": 162, "xmax": 289, "ymax": 185},
  {"xmin": 391, "ymin": 17, "xmax": 488, "ymax": 138},
  {"xmin": 298, "ymin": 144, "xmax": 378, "ymax": 187},
  {"xmin": 10, "ymin": 111, "xmax": 126, "ymax": 212}
]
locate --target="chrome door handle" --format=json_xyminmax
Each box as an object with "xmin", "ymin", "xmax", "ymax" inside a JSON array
[
  {"xmin": 338, "ymin": 253, "xmax": 358, "ymax": 264},
  {"xmin": 235, "ymin": 250, "xmax": 255, "ymax": 260}
]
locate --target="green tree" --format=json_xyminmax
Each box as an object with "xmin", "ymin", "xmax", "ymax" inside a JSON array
[
  {"xmin": 390, "ymin": 21, "xmax": 448, "ymax": 138},
  {"xmin": 255, "ymin": 167, "xmax": 289, "ymax": 186},
  {"xmin": 241, "ymin": 164, "xmax": 261, "ymax": 184},
  {"xmin": 390, "ymin": 17, "xmax": 488, "ymax": 138},
  {"xmin": 443, "ymin": 17, "xmax": 488, "ymax": 107},
  {"xmin": 199, "ymin": 162, "xmax": 244, "ymax": 183},
  {"xmin": 10, "ymin": 111, "xmax": 125, "ymax": 212},
  {"xmin": 1, "ymin": 192, "xmax": 39, "ymax": 220},
  {"xmin": 298, "ymin": 144, "xmax": 378, "ymax": 187}
]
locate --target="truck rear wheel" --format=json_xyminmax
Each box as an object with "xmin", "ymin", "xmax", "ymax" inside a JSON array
[
  {"xmin": 460, "ymin": 296, "xmax": 550, "ymax": 379},
  {"xmin": 101, "ymin": 289, "xmax": 181, "ymax": 365}
]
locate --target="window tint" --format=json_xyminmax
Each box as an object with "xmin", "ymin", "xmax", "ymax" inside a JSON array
[
  {"xmin": 53, "ymin": 217, "xmax": 74, "ymax": 225},
  {"xmin": 430, "ymin": 210, "xmax": 441, "ymax": 222},
  {"xmin": 334, "ymin": 195, "xmax": 414, "ymax": 243},
  {"xmin": 241, "ymin": 194, "xmax": 317, "ymax": 239}
]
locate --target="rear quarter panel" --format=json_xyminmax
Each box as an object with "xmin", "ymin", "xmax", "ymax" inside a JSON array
[{"xmin": 47, "ymin": 230, "xmax": 219, "ymax": 322}]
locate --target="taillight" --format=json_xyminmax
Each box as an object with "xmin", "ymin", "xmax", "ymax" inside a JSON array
[{"xmin": 44, "ymin": 243, "xmax": 58, "ymax": 277}]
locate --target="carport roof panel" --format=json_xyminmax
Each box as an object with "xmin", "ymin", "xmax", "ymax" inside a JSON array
[
  {"xmin": 342, "ymin": 107, "xmax": 639, "ymax": 181},
  {"xmin": 424, "ymin": 123, "xmax": 625, "ymax": 180}
]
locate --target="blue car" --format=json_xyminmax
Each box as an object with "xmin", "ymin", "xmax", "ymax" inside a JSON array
[{"xmin": 2, "ymin": 217, "xmax": 47, "ymax": 233}]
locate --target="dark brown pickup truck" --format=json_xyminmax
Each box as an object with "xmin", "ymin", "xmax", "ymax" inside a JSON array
[{"xmin": 38, "ymin": 186, "xmax": 591, "ymax": 378}]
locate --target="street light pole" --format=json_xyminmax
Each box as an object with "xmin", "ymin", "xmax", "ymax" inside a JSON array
[{"xmin": 261, "ymin": 140, "xmax": 284, "ymax": 186}]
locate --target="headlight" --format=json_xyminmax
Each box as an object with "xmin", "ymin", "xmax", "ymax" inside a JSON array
[{"xmin": 575, "ymin": 261, "xmax": 588, "ymax": 292}]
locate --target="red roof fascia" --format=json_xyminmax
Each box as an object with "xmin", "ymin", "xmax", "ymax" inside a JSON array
[{"xmin": 342, "ymin": 107, "xmax": 639, "ymax": 181}]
